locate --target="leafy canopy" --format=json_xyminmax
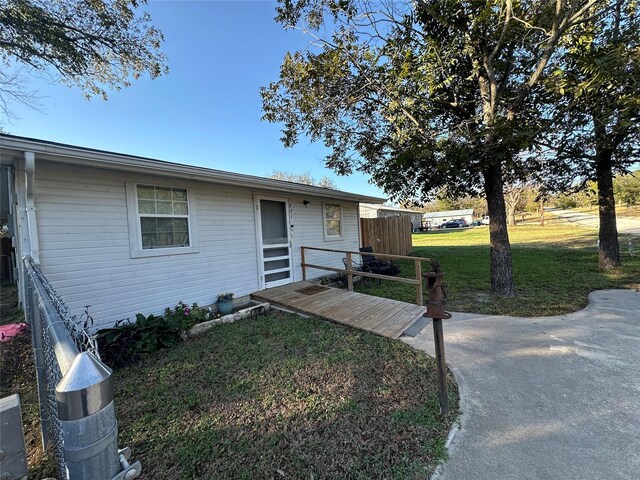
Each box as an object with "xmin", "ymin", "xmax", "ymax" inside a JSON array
[
  {"xmin": 0, "ymin": 0, "xmax": 167, "ymax": 118},
  {"xmin": 262, "ymin": 0, "xmax": 608, "ymax": 202},
  {"xmin": 543, "ymin": 0, "xmax": 640, "ymax": 185}
]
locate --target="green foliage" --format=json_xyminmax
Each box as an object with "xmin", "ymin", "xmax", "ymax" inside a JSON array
[
  {"xmin": 262, "ymin": 0, "xmax": 608, "ymax": 201},
  {"xmin": 96, "ymin": 302, "xmax": 212, "ymax": 369},
  {"xmin": 133, "ymin": 313, "xmax": 183, "ymax": 353},
  {"xmin": 542, "ymin": 2, "xmax": 640, "ymax": 189},
  {"xmin": 614, "ymin": 170, "xmax": 640, "ymax": 206},
  {"xmin": 163, "ymin": 301, "xmax": 209, "ymax": 331},
  {"xmin": 0, "ymin": 0, "xmax": 168, "ymax": 119},
  {"xmin": 216, "ymin": 292, "xmax": 234, "ymax": 303},
  {"xmin": 269, "ymin": 170, "xmax": 338, "ymax": 189},
  {"xmin": 554, "ymin": 195, "xmax": 578, "ymax": 209},
  {"xmin": 262, "ymin": 0, "xmax": 614, "ymax": 296}
]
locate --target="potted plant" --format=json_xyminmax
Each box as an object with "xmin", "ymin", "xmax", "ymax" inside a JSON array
[{"xmin": 216, "ymin": 292, "xmax": 234, "ymax": 315}]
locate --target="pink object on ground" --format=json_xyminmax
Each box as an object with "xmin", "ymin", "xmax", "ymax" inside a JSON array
[{"xmin": 0, "ymin": 323, "xmax": 27, "ymax": 341}]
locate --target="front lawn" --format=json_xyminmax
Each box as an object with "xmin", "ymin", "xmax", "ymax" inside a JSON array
[
  {"xmin": 113, "ymin": 312, "xmax": 457, "ymax": 479},
  {"xmin": 356, "ymin": 222, "xmax": 640, "ymax": 316}
]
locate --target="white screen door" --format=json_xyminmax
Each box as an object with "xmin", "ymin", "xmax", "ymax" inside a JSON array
[{"xmin": 257, "ymin": 198, "xmax": 292, "ymax": 288}]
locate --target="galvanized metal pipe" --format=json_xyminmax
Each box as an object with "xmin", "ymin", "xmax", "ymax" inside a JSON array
[
  {"xmin": 23, "ymin": 256, "xmax": 140, "ymax": 480},
  {"xmin": 26, "ymin": 281, "xmax": 50, "ymax": 449}
]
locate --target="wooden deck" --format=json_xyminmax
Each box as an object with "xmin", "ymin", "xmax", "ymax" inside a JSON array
[{"xmin": 251, "ymin": 281, "xmax": 426, "ymax": 339}]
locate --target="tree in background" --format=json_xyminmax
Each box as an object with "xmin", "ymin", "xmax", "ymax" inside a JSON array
[
  {"xmin": 0, "ymin": 0, "xmax": 167, "ymax": 122},
  {"xmin": 263, "ymin": 0, "xmax": 608, "ymax": 296},
  {"xmin": 545, "ymin": 0, "xmax": 640, "ymax": 270},
  {"xmin": 553, "ymin": 171, "xmax": 640, "ymax": 209},
  {"xmin": 614, "ymin": 170, "xmax": 640, "ymax": 208},
  {"xmin": 269, "ymin": 170, "xmax": 338, "ymax": 189}
]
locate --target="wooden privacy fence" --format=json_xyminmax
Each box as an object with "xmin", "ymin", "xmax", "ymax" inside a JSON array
[{"xmin": 360, "ymin": 216, "xmax": 413, "ymax": 256}]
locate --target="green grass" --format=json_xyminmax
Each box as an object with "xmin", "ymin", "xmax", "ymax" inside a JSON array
[
  {"xmin": 111, "ymin": 312, "xmax": 457, "ymax": 479},
  {"xmin": 356, "ymin": 221, "xmax": 640, "ymax": 316}
]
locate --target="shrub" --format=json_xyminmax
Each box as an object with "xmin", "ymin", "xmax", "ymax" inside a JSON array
[
  {"xmin": 95, "ymin": 319, "xmax": 141, "ymax": 369},
  {"xmin": 164, "ymin": 301, "xmax": 210, "ymax": 331},
  {"xmin": 96, "ymin": 302, "xmax": 212, "ymax": 369}
]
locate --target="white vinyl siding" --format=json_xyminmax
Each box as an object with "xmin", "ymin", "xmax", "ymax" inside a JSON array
[{"xmin": 33, "ymin": 160, "xmax": 361, "ymax": 329}]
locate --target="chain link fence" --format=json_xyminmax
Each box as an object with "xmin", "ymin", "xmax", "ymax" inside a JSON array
[{"xmin": 23, "ymin": 255, "xmax": 141, "ymax": 480}]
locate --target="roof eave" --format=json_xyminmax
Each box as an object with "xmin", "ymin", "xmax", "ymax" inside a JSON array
[{"xmin": 0, "ymin": 135, "xmax": 386, "ymax": 204}]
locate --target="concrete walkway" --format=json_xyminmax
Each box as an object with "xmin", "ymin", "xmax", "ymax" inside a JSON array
[
  {"xmin": 547, "ymin": 208, "xmax": 640, "ymax": 236},
  {"xmin": 402, "ymin": 289, "xmax": 640, "ymax": 480}
]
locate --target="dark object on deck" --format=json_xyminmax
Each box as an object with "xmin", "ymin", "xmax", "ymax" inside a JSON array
[
  {"xmin": 296, "ymin": 285, "xmax": 329, "ymax": 295},
  {"xmin": 423, "ymin": 260, "xmax": 451, "ymax": 415},
  {"xmin": 359, "ymin": 246, "xmax": 401, "ymax": 276}
]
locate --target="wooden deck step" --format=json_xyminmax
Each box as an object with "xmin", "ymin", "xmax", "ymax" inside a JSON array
[{"xmin": 252, "ymin": 281, "xmax": 426, "ymax": 339}]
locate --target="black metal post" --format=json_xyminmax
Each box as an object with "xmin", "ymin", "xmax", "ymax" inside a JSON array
[
  {"xmin": 432, "ymin": 317, "xmax": 448, "ymax": 414},
  {"xmin": 423, "ymin": 261, "xmax": 451, "ymax": 415}
]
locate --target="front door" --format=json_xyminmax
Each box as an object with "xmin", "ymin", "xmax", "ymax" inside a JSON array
[{"xmin": 256, "ymin": 196, "xmax": 293, "ymax": 289}]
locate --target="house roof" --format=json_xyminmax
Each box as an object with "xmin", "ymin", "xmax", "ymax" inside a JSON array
[
  {"xmin": 0, "ymin": 134, "xmax": 387, "ymax": 204},
  {"xmin": 360, "ymin": 203, "xmax": 422, "ymax": 214},
  {"xmin": 423, "ymin": 209, "xmax": 474, "ymax": 218}
]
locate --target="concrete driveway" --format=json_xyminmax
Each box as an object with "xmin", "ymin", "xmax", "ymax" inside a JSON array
[
  {"xmin": 547, "ymin": 208, "xmax": 640, "ymax": 236},
  {"xmin": 403, "ymin": 289, "xmax": 640, "ymax": 480}
]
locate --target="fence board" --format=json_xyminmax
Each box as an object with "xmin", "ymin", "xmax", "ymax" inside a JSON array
[{"xmin": 360, "ymin": 216, "xmax": 412, "ymax": 256}]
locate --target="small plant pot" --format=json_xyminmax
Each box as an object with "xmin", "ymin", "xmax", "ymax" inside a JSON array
[{"xmin": 217, "ymin": 300, "xmax": 233, "ymax": 315}]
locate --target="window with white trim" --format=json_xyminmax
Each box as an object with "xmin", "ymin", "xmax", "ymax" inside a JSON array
[
  {"xmin": 323, "ymin": 203, "xmax": 343, "ymax": 239},
  {"xmin": 126, "ymin": 182, "xmax": 198, "ymax": 257}
]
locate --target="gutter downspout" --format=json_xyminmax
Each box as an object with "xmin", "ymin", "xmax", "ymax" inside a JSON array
[{"xmin": 24, "ymin": 151, "xmax": 40, "ymax": 264}]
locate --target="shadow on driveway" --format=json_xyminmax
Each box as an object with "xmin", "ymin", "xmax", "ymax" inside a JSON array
[{"xmin": 403, "ymin": 289, "xmax": 640, "ymax": 480}]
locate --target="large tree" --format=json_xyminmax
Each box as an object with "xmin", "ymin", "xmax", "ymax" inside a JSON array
[
  {"xmin": 544, "ymin": 0, "xmax": 640, "ymax": 270},
  {"xmin": 0, "ymin": 0, "xmax": 167, "ymax": 121},
  {"xmin": 262, "ymin": 0, "xmax": 607, "ymax": 296}
]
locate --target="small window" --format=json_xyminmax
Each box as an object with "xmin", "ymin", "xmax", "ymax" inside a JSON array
[
  {"xmin": 126, "ymin": 182, "xmax": 198, "ymax": 257},
  {"xmin": 323, "ymin": 203, "xmax": 342, "ymax": 239}
]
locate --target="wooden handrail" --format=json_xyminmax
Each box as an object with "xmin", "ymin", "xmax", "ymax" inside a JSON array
[
  {"xmin": 302, "ymin": 245, "xmax": 431, "ymax": 262},
  {"xmin": 301, "ymin": 246, "xmax": 431, "ymax": 306}
]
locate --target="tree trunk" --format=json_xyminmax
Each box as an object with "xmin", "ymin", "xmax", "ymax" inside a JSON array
[
  {"xmin": 506, "ymin": 206, "xmax": 516, "ymax": 226},
  {"xmin": 595, "ymin": 150, "xmax": 621, "ymax": 270},
  {"xmin": 483, "ymin": 164, "xmax": 515, "ymax": 297}
]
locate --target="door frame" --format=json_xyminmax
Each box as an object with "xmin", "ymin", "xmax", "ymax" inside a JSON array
[{"xmin": 253, "ymin": 194, "xmax": 294, "ymax": 290}]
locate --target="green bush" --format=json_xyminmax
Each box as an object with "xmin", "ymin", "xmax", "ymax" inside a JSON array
[{"xmin": 96, "ymin": 302, "xmax": 212, "ymax": 369}]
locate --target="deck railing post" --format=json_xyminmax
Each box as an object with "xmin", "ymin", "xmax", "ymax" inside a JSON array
[
  {"xmin": 346, "ymin": 252, "xmax": 354, "ymax": 291},
  {"xmin": 415, "ymin": 260, "xmax": 422, "ymax": 306},
  {"xmin": 301, "ymin": 247, "xmax": 307, "ymax": 281}
]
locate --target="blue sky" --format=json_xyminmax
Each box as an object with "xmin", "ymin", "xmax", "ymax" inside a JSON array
[{"xmin": 4, "ymin": 0, "xmax": 387, "ymax": 199}]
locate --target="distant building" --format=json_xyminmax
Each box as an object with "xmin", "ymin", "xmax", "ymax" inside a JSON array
[
  {"xmin": 359, "ymin": 203, "xmax": 423, "ymax": 230},
  {"xmin": 422, "ymin": 209, "xmax": 474, "ymax": 228}
]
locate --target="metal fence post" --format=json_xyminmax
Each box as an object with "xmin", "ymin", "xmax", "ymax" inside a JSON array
[
  {"xmin": 22, "ymin": 256, "xmax": 142, "ymax": 480},
  {"xmin": 24, "ymin": 274, "xmax": 50, "ymax": 449},
  {"xmin": 55, "ymin": 352, "xmax": 141, "ymax": 480}
]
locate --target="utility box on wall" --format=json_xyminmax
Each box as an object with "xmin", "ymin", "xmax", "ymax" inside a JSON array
[{"xmin": 0, "ymin": 394, "xmax": 28, "ymax": 480}]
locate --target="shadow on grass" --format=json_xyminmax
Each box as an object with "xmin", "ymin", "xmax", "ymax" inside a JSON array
[
  {"xmin": 354, "ymin": 241, "xmax": 640, "ymax": 317},
  {"xmin": 113, "ymin": 314, "xmax": 458, "ymax": 480}
]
